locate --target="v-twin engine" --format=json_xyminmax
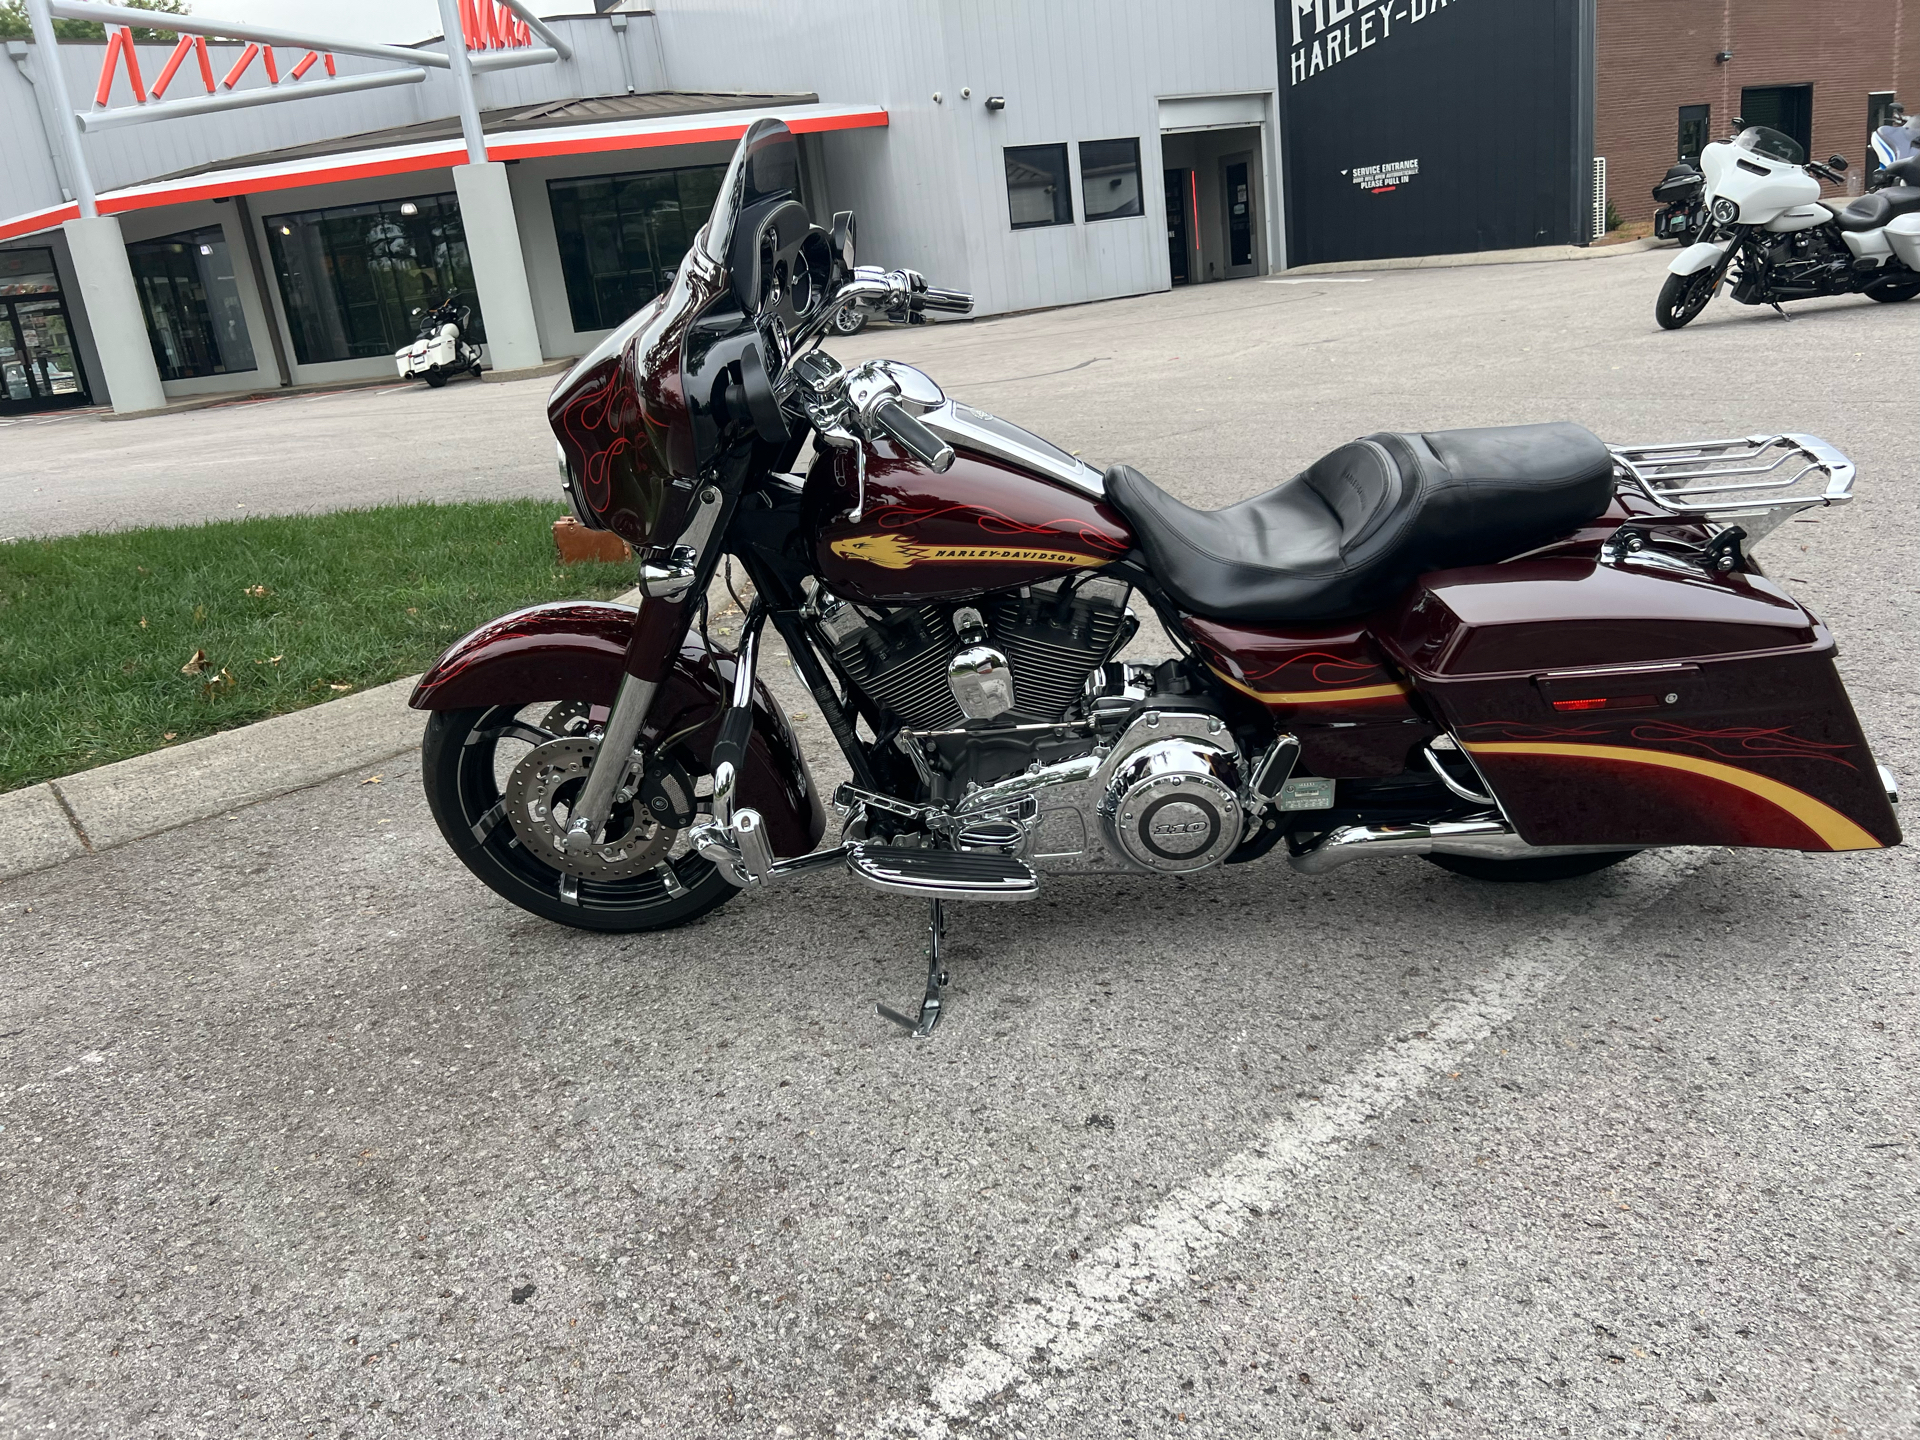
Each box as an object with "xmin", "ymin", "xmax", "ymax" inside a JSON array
[{"xmin": 952, "ymin": 708, "xmax": 1249, "ymax": 875}]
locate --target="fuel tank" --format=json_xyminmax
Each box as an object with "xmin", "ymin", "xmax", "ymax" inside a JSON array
[{"xmin": 805, "ymin": 405, "xmax": 1134, "ymax": 604}]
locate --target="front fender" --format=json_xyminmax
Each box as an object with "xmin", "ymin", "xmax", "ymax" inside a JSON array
[
  {"xmin": 1669, "ymin": 239, "xmax": 1732, "ymax": 276},
  {"xmin": 410, "ymin": 602, "xmax": 826, "ymax": 858}
]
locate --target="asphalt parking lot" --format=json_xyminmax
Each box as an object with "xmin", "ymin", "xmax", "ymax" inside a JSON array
[{"xmin": 3, "ymin": 249, "xmax": 1917, "ymax": 1438}]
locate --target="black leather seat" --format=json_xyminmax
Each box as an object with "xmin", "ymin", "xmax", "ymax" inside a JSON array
[
  {"xmin": 1825, "ymin": 186, "xmax": 1920, "ymax": 231},
  {"xmin": 1105, "ymin": 423, "xmax": 1615, "ymax": 623}
]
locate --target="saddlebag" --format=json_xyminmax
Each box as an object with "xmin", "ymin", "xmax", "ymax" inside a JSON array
[{"xmin": 1379, "ymin": 558, "xmax": 1900, "ymax": 852}]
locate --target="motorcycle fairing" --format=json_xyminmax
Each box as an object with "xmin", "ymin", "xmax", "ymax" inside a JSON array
[
  {"xmin": 1380, "ymin": 560, "xmax": 1901, "ymax": 851},
  {"xmin": 409, "ymin": 601, "xmax": 826, "ymax": 858},
  {"xmin": 1669, "ymin": 239, "xmax": 1733, "ymax": 276}
]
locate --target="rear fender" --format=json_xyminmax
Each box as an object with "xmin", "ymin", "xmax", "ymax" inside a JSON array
[
  {"xmin": 409, "ymin": 602, "xmax": 826, "ymax": 858},
  {"xmin": 1669, "ymin": 239, "xmax": 1732, "ymax": 276}
]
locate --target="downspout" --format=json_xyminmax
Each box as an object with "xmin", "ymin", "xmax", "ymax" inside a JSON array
[
  {"xmin": 609, "ymin": 13, "xmax": 637, "ymax": 95},
  {"xmin": 5, "ymin": 38, "xmax": 75, "ymax": 204}
]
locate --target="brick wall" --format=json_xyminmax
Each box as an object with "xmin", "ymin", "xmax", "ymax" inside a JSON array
[{"xmin": 1597, "ymin": 0, "xmax": 1919, "ymax": 225}]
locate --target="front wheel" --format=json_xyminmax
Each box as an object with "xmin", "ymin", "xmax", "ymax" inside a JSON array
[
  {"xmin": 1866, "ymin": 277, "xmax": 1920, "ymax": 303},
  {"xmin": 1423, "ymin": 850, "xmax": 1639, "ymax": 883},
  {"xmin": 1655, "ymin": 269, "xmax": 1716, "ymax": 329},
  {"xmin": 422, "ymin": 702, "xmax": 741, "ymax": 932}
]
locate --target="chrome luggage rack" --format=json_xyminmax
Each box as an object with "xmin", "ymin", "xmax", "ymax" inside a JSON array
[{"xmin": 1607, "ymin": 433, "xmax": 1854, "ymax": 544}]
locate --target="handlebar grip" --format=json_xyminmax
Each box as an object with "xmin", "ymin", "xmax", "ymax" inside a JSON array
[
  {"xmin": 872, "ymin": 399, "xmax": 955, "ymax": 473},
  {"xmin": 916, "ymin": 287, "xmax": 974, "ymax": 315}
]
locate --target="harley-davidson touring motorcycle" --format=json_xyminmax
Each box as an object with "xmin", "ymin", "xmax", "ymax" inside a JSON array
[
  {"xmin": 1656, "ymin": 123, "xmax": 1920, "ymax": 328},
  {"xmin": 411, "ymin": 120, "xmax": 1900, "ymax": 1035}
]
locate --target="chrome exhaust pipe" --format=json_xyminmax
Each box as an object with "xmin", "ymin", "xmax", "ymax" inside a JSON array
[{"xmin": 1288, "ymin": 818, "xmax": 1632, "ymax": 875}]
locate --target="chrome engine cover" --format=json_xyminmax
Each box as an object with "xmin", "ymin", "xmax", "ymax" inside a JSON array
[
  {"xmin": 1099, "ymin": 738, "xmax": 1244, "ymax": 873},
  {"xmin": 952, "ymin": 709, "xmax": 1245, "ymax": 875}
]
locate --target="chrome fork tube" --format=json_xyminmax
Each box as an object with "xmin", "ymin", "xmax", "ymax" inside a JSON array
[{"xmin": 564, "ymin": 672, "xmax": 659, "ymax": 852}]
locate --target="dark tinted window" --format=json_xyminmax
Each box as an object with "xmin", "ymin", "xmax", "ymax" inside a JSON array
[
  {"xmin": 1739, "ymin": 85, "xmax": 1813, "ymax": 158},
  {"xmin": 1677, "ymin": 104, "xmax": 1710, "ymax": 164},
  {"xmin": 548, "ymin": 164, "xmax": 727, "ymax": 334},
  {"xmin": 1079, "ymin": 138, "xmax": 1143, "ymax": 221},
  {"xmin": 1005, "ymin": 144, "xmax": 1073, "ymax": 229},
  {"xmin": 127, "ymin": 226, "xmax": 256, "ymax": 381},
  {"xmin": 0, "ymin": 248, "xmax": 60, "ymax": 296},
  {"xmin": 264, "ymin": 194, "xmax": 482, "ymax": 365}
]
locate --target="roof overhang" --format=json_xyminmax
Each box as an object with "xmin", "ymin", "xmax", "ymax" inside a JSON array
[{"xmin": 0, "ymin": 101, "xmax": 886, "ymax": 243}]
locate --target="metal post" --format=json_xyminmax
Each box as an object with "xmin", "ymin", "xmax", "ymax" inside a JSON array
[
  {"xmin": 22, "ymin": 0, "xmax": 97, "ymax": 217},
  {"xmin": 435, "ymin": 0, "xmax": 488, "ymax": 167}
]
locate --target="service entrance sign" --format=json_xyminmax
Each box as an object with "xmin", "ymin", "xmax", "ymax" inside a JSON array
[{"xmin": 1278, "ymin": 0, "xmax": 1591, "ymax": 268}]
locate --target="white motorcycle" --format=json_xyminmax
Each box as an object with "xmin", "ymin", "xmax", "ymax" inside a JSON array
[
  {"xmin": 395, "ymin": 295, "xmax": 484, "ymax": 387},
  {"xmin": 1656, "ymin": 124, "xmax": 1920, "ymax": 329}
]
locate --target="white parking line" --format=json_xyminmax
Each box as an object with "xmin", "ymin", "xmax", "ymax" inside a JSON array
[
  {"xmin": 875, "ymin": 852, "xmax": 1704, "ymax": 1437},
  {"xmin": 1266, "ymin": 277, "xmax": 1377, "ymax": 284}
]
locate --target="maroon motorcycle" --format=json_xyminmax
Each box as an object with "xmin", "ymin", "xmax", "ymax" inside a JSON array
[{"xmin": 411, "ymin": 119, "xmax": 1900, "ymax": 1035}]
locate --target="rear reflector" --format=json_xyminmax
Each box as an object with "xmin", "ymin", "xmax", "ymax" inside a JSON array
[{"xmin": 1551, "ymin": 694, "xmax": 1657, "ymax": 712}]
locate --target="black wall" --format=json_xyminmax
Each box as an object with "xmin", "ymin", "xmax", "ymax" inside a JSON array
[{"xmin": 1277, "ymin": 0, "xmax": 1592, "ymax": 268}]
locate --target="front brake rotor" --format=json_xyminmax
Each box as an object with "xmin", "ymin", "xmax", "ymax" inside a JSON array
[{"xmin": 503, "ymin": 736, "xmax": 690, "ymax": 881}]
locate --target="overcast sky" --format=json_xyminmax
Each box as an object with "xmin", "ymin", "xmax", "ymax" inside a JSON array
[{"xmin": 198, "ymin": 0, "xmax": 586, "ymax": 46}]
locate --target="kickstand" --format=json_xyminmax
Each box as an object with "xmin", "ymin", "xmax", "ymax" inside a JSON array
[
  {"xmin": 878, "ymin": 899, "xmax": 948, "ymax": 1038},
  {"xmin": 1770, "ymin": 300, "xmax": 1792, "ymax": 320}
]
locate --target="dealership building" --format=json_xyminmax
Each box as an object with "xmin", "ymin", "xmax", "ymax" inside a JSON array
[{"xmin": 1, "ymin": 0, "xmax": 1911, "ymax": 416}]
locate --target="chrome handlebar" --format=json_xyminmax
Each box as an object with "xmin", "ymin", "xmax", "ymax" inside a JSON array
[{"xmin": 790, "ymin": 266, "xmax": 974, "ymax": 350}]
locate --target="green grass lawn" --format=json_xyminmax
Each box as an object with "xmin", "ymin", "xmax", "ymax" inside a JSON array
[{"xmin": 0, "ymin": 500, "xmax": 637, "ymax": 792}]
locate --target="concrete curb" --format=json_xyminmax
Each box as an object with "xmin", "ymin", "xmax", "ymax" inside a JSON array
[
  {"xmin": 1, "ymin": 676, "xmax": 425, "ymax": 885},
  {"xmin": 1280, "ymin": 236, "xmax": 1665, "ymax": 277},
  {"xmin": 98, "ymin": 374, "xmax": 413, "ymax": 422},
  {"xmin": 98, "ymin": 362, "xmax": 580, "ymax": 422},
  {"xmin": 482, "ymin": 359, "xmax": 575, "ymax": 384}
]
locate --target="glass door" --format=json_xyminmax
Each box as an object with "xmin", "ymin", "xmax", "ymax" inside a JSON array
[
  {"xmin": 0, "ymin": 305, "xmax": 32, "ymax": 406},
  {"xmin": 0, "ymin": 297, "xmax": 90, "ymax": 411}
]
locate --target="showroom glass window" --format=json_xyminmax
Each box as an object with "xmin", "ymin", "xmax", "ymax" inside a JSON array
[
  {"xmin": 126, "ymin": 226, "xmax": 257, "ymax": 381},
  {"xmin": 1079, "ymin": 138, "xmax": 1143, "ymax": 221},
  {"xmin": 1005, "ymin": 144, "xmax": 1073, "ymax": 228},
  {"xmin": 0, "ymin": 247, "xmax": 89, "ymax": 409},
  {"xmin": 1677, "ymin": 105, "xmax": 1710, "ymax": 165},
  {"xmin": 263, "ymin": 194, "xmax": 484, "ymax": 365},
  {"xmin": 548, "ymin": 164, "xmax": 727, "ymax": 333}
]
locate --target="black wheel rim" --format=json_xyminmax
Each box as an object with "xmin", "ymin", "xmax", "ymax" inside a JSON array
[
  {"xmin": 454, "ymin": 703, "xmax": 721, "ymax": 918},
  {"xmin": 1669, "ymin": 270, "xmax": 1714, "ymax": 323}
]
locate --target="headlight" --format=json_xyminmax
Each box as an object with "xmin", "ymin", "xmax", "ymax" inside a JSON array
[{"xmin": 1711, "ymin": 196, "xmax": 1740, "ymax": 224}]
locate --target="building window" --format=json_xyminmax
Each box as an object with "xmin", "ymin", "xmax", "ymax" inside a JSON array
[
  {"xmin": 263, "ymin": 194, "xmax": 483, "ymax": 366},
  {"xmin": 0, "ymin": 247, "xmax": 88, "ymax": 410},
  {"xmin": 1079, "ymin": 138, "xmax": 1143, "ymax": 221},
  {"xmin": 126, "ymin": 226, "xmax": 256, "ymax": 381},
  {"xmin": 1677, "ymin": 104, "xmax": 1710, "ymax": 165},
  {"xmin": 1739, "ymin": 85, "xmax": 1813, "ymax": 158},
  {"xmin": 547, "ymin": 164, "xmax": 728, "ymax": 335},
  {"xmin": 0, "ymin": 249, "xmax": 61, "ymax": 297},
  {"xmin": 1005, "ymin": 144, "xmax": 1073, "ymax": 229}
]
